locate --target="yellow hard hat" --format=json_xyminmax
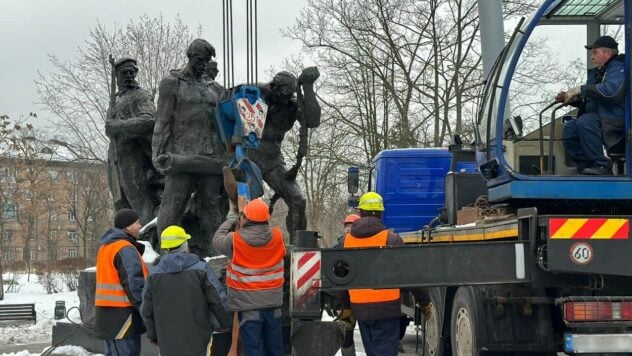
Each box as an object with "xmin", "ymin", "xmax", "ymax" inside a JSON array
[
  {"xmin": 357, "ymin": 192, "xmax": 384, "ymax": 212},
  {"xmin": 160, "ymin": 225, "xmax": 191, "ymax": 249}
]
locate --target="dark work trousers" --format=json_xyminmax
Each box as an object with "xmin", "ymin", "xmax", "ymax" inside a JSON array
[
  {"xmin": 357, "ymin": 318, "xmax": 400, "ymax": 356},
  {"xmin": 238, "ymin": 308, "xmax": 284, "ymax": 356},
  {"xmin": 562, "ymin": 113, "xmax": 611, "ymax": 171},
  {"xmin": 104, "ymin": 334, "xmax": 141, "ymax": 356}
]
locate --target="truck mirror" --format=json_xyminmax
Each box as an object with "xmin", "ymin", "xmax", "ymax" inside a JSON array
[{"xmin": 347, "ymin": 166, "xmax": 359, "ymax": 194}]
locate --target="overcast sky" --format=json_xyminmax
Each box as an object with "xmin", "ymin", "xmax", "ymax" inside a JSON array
[
  {"xmin": 0, "ymin": 0, "xmax": 610, "ymax": 130},
  {"xmin": 0, "ymin": 0, "xmax": 309, "ymax": 124}
]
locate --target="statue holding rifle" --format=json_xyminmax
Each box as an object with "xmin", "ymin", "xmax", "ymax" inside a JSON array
[{"xmin": 105, "ymin": 57, "xmax": 161, "ymax": 234}]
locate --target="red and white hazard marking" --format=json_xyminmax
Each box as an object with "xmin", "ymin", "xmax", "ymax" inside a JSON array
[{"xmin": 291, "ymin": 250, "xmax": 321, "ymax": 307}]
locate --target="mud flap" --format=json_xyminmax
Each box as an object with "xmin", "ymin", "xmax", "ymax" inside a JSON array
[{"xmin": 290, "ymin": 320, "xmax": 344, "ymax": 356}]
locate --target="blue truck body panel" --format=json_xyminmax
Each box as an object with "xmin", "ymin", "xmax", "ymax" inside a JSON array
[{"xmin": 372, "ymin": 148, "xmax": 476, "ymax": 233}]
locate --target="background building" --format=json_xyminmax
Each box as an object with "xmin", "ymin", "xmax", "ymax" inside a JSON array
[{"xmin": 0, "ymin": 152, "xmax": 112, "ymax": 270}]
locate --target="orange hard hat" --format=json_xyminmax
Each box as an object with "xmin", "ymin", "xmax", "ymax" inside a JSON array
[
  {"xmin": 344, "ymin": 214, "xmax": 361, "ymax": 225},
  {"xmin": 243, "ymin": 198, "xmax": 270, "ymax": 222}
]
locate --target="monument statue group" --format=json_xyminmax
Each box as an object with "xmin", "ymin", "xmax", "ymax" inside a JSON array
[{"xmin": 106, "ymin": 39, "xmax": 321, "ymax": 256}]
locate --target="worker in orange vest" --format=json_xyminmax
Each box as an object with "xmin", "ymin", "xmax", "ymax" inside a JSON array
[
  {"xmin": 335, "ymin": 213, "xmax": 360, "ymax": 356},
  {"xmin": 213, "ymin": 198, "xmax": 286, "ymax": 356},
  {"xmin": 340, "ymin": 192, "xmax": 403, "ymax": 356},
  {"xmin": 95, "ymin": 208, "xmax": 148, "ymax": 356}
]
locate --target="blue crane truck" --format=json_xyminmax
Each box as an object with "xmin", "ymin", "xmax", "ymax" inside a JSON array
[{"xmin": 290, "ymin": 1, "xmax": 632, "ymax": 354}]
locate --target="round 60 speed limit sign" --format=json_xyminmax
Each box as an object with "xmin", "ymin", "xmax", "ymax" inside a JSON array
[{"xmin": 570, "ymin": 242, "xmax": 593, "ymax": 265}]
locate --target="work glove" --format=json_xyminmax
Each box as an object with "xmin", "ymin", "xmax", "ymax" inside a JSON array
[
  {"xmin": 338, "ymin": 308, "xmax": 355, "ymax": 331},
  {"xmin": 564, "ymin": 86, "xmax": 581, "ymax": 104},
  {"xmin": 421, "ymin": 304, "xmax": 433, "ymax": 319}
]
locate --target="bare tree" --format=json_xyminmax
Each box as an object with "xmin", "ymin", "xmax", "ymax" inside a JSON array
[
  {"xmin": 64, "ymin": 164, "xmax": 112, "ymax": 266},
  {"xmin": 35, "ymin": 14, "xmax": 202, "ymax": 162},
  {"xmin": 286, "ymin": 0, "xmax": 544, "ymax": 150},
  {"xmin": 5, "ymin": 119, "xmax": 56, "ymax": 280},
  {"xmin": 286, "ymin": 0, "xmax": 438, "ymax": 151},
  {"xmin": 0, "ymin": 114, "xmax": 14, "ymax": 300}
]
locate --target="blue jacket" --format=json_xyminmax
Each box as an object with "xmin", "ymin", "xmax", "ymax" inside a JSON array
[
  {"xmin": 141, "ymin": 252, "xmax": 231, "ymax": 356},
  {"xmin": 581, "ymin": 54, "xmax": 626, "ymax": 121},
  {"xmin": 94, "ymin": 228, "xmax": 147, "ymax": 340}
]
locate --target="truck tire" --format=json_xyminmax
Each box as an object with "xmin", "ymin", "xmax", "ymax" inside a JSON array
[
  {"xmin": 450, "ymin": 287, "xmax": 479, "ymax": 356},
  {"xmin": 423, "ymin": 300, "xmax": 443, "ymax": 356}
]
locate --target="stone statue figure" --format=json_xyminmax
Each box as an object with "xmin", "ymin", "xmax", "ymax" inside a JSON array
[
  {"xmin": 206, "ymin": 59, "xmax": 228, "ymax": 101},
  {"xmin": 106, "ymin": 57, "xmax": 161, "ymax": 231},
  {"xmin": 248, "ymin": 67, "xmax": 321, "ymax": 238},
  {"xmin": 206, "ymin": 60, "xmax": 219, "ymax": 80},
  {"xmin": 153, "ymin": 39, "xmax": 228, "ymax": 257}
]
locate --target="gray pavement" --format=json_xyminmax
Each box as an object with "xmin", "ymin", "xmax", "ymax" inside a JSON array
[{"xmin": 350, "ymin": 324, "xmax": 425, "ymax": 355}]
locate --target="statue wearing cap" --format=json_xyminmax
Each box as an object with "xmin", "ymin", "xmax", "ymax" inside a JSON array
[{"xmin": 106, "ymin": 57, "xmax": 162, "ymax": 237}]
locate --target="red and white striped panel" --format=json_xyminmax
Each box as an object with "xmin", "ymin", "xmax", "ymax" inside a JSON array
[{"xmin": 291, "ymin": 250, "xmax": 321, "ymax": 305}]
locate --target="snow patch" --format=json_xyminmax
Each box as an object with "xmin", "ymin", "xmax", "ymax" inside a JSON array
[
  {"xmin": 0, "ymin": 273, "xmax": 81, "ymax": 347},
  {"xmin": 1, "ymin": 345, "xmax": 103, "ymax": 356}
]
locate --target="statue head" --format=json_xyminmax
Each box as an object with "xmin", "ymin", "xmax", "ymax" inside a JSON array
[
  {"xmin": 186, "ymin": 39, "xmax": 216, "ymax": 78},
  {"xmin": 114, "ymin": 57, "xmax": 139, "ymax": 90},
  {"xmin": 206, "ymin": 60, "xmax": 219, "ymax": 80},
  {"xmin": 269, "ymin": 71, "xmax": 297, "ymax": 103}
]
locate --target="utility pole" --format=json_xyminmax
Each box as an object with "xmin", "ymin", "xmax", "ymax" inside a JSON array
[{"xmin": 478, "ymin": 0, "xmax": 505, "ymax": 78}]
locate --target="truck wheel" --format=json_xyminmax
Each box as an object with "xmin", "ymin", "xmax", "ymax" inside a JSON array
[
  {"xmin": 450, "ymin": 287, "xmax": 478, "ymax": 356},
  {"xmin": 423, "ymin": 301, "xmax": 443, "ymax": 356}
]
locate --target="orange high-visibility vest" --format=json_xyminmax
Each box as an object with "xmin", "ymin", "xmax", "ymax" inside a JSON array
[
  {"xmin": 95, "ymin": 239, "xmax": 148, "ymax": 308},
  {"xmin": 226, "ymin": 227, "xmax": 286, "ymax": 291},
  {"xmin": 344, "ymin": 230, "xmax": 400, "ymax": 304}
]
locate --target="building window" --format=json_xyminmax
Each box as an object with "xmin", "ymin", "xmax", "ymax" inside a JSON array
[
  {"xmin": 2, "ymin": 230, "xmax": 13, "ymax": 241},
  {"xmin": 48, "ymin": 249, "xmax": 57, "ymax": 261},
  {"xmin": 50, "ymin": 210, "xmax": 58, "ymax": 221},
  {"xmin": 50, "ymin": 230, "xmax": 57, "ymax": 239},
  {"xmin": 3, "ymin": 203, "xmax": 16, "ymax": 219},
  {"xmin": 2, "ymin": 248, "xmax": 11, "ymax": 261},
  {"xmin": 68, "ymin": 210, "xmax": 76, "ymax": 222},
  {"xmin": 66, "ymin": 172, "xmax": 78, "ymax": 183},
  {"xmin": 48, "ymin": 170, "xmax": 59, "ymax": 182},
  {"xmin": 67, "ymin": 231, "xmax": 77, "ymax": 243},
  {"xmin": 29, "ymin": 231, "xmax": 35, "ymax": 240},
  {"xmin": 68, "ymin": 247, "xmax": 78, "ymax": 259},
  {"xmin": 29, "ymin": 248, "xmax": 36, "ymax": 261},
  {"xmin": 25, "ymin": 190, "xmax": 33, "ymax": 201}
]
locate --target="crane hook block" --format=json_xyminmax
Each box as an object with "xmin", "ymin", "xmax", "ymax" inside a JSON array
[{"xmin": 216, "ymin": 85, "xmax": 268, "ymax": 152}]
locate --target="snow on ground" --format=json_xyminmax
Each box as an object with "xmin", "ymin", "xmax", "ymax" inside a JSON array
[
  {"xmin": 3, "ymin": 345, "xmax": 100, "ymax": 356},
  {"xmin": 0, "ymin": 273, "xmax": 102, "ymax": 356}
]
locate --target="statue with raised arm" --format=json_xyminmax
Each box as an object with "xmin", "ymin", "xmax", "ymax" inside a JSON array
[
  {"xmin": 153, "ymin": 39, "xmax": 228, "ymax": 257},
  {"xmin": 106, "ymin": 57, "xmax": 161, "ymax": 231},
  {"xmin": 248, "ymin": 67, "xmax": 321, "ymax": 238}
]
